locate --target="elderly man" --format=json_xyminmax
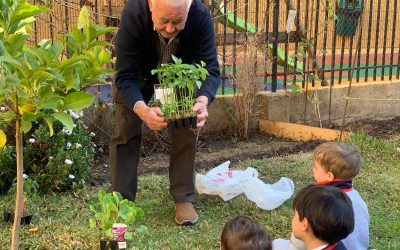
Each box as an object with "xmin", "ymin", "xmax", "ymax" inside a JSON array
[{"xmin": 110, "ymin": 0, "xmax": 220, "ymax": 226}]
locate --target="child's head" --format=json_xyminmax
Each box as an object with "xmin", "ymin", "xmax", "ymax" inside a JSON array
[
  {"xmin": 221, "ymin": 216, "xmax": 272, "ymax": 250},
  {"xmin": 292, "ymin": 185, "xmax": 354, "ymax": 245},
  {"xmin": 313, "ymin": 142, "xmax": 361, "ymax": 182}
]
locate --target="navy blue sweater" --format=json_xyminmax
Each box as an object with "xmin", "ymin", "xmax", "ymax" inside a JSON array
[{"xmin": 115, "ymin": 0, "xmax": 220, "ymax": 109}]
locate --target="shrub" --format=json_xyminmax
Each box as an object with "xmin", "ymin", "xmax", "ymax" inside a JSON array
[
  {"xmin": 0, "ymin": 145, "xmax": 17, "ymax": 193},
  {"xmin": 0, "ymin": 119, "xmax": 94, "ymax": 193}
]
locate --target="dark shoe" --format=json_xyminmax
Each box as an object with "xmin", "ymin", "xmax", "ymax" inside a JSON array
[{"xmin": 175, "ymin": 202, "xmax": 198, "ymax": 226}]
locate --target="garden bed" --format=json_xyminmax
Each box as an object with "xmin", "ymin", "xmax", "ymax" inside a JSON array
[{"xmin": 90, "ymin": 117, "xmax": 400, "ymax": 186}]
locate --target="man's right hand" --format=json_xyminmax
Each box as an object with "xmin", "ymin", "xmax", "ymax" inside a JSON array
[{"xmin": 134, "ymin": 101, "xmax": 167, "ymax": 130}]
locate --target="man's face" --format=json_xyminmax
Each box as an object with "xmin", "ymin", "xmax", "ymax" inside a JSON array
[{"xmin": 148, "ymin": 0, "xmax": 188, "ymax": 39}]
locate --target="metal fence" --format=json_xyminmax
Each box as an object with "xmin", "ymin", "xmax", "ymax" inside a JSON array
[
  {"xmin": 30, "ymin": 0, "xmax": 400, "ymax": 94},
  {"xmin": 206, "ymin": 0, "xmax": 400, "ymax": 94}
]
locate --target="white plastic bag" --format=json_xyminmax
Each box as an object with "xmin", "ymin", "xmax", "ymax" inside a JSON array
[
  {"xmin": 241, "ymin": 176, "xmax": 294, "ymax": 210},
  {"xmin": 196, "ymin": 161, "xmax": 295, "ymax": 210},
  {"xmin": 196, "ymin": 161, "xmax": 258, "ymax": 201}
]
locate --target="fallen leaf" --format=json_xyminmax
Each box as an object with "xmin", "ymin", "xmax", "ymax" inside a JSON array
[{"xmin": 28, "ymin": 227, "xmax": 39, "ymax": 232}]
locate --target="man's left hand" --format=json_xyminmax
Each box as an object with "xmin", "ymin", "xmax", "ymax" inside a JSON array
[{"xmin": 192, "ymin": 97, "xmax": 209, "ymax": 129}]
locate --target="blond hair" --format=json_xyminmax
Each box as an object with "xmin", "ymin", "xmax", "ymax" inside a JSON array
[{"xmin": 314, "ymin": 142, "xmax": 361, "ymax": 180}]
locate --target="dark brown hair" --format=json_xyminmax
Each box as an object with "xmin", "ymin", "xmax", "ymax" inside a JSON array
[
  {"xmin": 293, "ymin": 184, "xmax": 355, "ymax": 244},
  {"xmin": 221, "ymin": 216, "xmax": 272, "ymax": 250}
]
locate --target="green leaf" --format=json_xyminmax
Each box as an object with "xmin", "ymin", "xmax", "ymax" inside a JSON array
[
  {"xmin": 0, "ymin": 56, "xmax": 24, "ymax": 70},
  {"xmin": 0, "ymin": 39, "xmax": 6, "ymax": 56},
  {"xmin": 124, "ymin": 231, "xmax": 133, "ymax": 240},
  {"xmin": 0, "ymin": 111, "xmax": 16, "ymax": 122},
  {"xmin": 63, "ymin": 92, "xmax": 94, "ymax": 111},
  {"xmin": 112, "ymin": 192, "xmax": 123, "ymax": 204},
  {"xmin": 107, "ymin": 203, "xmax": 118, "ymax": 213},
  {"xmin": 37, "ymin": 85, "xmax": 53, "ymax": 100},
  {"xmin": 52, "ymin": 111, "xmax": 74, "ymax": 131},
  {"xmin": 104, "ymin": 228, "xmax": 113, "ymax": 238},
  {"xmin": 77, "ymin": 6, "xmax": 89, "ymax": 29},
  {"xmin": 42, "ymin": 95, "xmax": 61, "ymax": 109},
  {"xmin": 42, "ymin": 115, "xmax": 54, "ymax": 136},
  {"xmin": 59, "ymin": 55, "xmax": 86, "ymax": 74},
  {"xmin": 21, "ymin": 111, "xmax": 38, "ymax": 133},
  {"xmin": 195, "ymin": 80, "xmax": 202, "ymax": 89},
  {"xmin": 0, "ymin": 129, "xmax": 6, "ymax": 148},
  {"xmin": 7, "ymin": 33, "xmax": 29, "ymax": 55}
]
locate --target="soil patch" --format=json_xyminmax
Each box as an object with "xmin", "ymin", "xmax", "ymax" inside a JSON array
[
  {"xmin": 90, "ymin": 117, "xmax": 400, "ymax": 186},
  {"xmin": 340, "ymin": 116, "xmax": 400, "ymax": 139}
]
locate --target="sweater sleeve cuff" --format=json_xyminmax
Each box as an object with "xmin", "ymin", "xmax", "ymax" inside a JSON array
[{"xmin": 133, "ymin": 100, "xmax": 146, "ymax": 114}]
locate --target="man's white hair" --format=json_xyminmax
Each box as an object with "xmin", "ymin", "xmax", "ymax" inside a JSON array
[{"xmin": 151, "ymin": 0, "xmax": 193, "ymax": 11}]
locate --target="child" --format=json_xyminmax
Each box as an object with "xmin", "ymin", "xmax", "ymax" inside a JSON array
[
  {"xmin": 290, "ymin": 184, "xmax": 354, "ymax": 250},
  {"xmin": 221, "ymin": 216, "xmax": 272, "ymax": 250},
  {"xmin": 274, "ymin": 142, "xmax": 369, "ymax": 250}
]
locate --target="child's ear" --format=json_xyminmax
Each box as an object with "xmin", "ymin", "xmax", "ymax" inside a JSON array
[
  {"xmin": 301, "ymin": 217, "xmax": 309, "ymax": 232},
  {"xmin": 327, "ymin": 171, "xmax": 335, "ymax": 181}
]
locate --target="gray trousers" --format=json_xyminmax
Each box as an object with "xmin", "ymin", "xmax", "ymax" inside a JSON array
[{"xmin": 109, "ymin": 88, "xmax": 197, "ymax": 203}]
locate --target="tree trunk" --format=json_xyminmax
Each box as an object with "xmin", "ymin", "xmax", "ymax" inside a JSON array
[{"xmin": 11, "ymin": 112, "xmax": 23, "ymax": 249}]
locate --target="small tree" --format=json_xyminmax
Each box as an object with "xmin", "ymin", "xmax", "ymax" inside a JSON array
[{"xmin": 0, "ymin": 0, "xmax": 116, "ymax": 248}]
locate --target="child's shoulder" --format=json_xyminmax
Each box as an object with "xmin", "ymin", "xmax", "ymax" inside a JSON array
[{"xmin": 345, "ymin": 188, "xmax": 369, "ymax": 211}]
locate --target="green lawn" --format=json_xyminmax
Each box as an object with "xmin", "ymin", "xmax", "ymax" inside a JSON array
[{"xmin": 1, "ymin": 133, "xmax": 399, "ymax": 249}]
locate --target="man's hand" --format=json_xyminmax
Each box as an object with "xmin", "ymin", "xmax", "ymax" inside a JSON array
[
  {"xmin": 134, "ymin": 102, "xmax": 167, "ymax": 130},
  {"xmin": 192, "ymin": 96, "xmax": 209, "ymax": 129}
]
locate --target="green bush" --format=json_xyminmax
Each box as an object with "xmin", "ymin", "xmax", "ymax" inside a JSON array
[
  {"xmin": 0, "ymin": 119, "xmax": 94, "ymax": 193},
  {"xmin": 0, "ymin": 145, "xmax": 16, "ymax": 193}
]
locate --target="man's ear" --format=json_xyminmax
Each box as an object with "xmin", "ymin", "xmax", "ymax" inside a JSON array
[
  {"xmin": 148, "ymin": 0, "xmax": 153, "ymax": 12},
  {"xmin": 327, "ymin": 171, "xmax": 335, "ymax": 182}
]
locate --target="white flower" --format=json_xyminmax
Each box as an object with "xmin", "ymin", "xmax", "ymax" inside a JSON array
[
  {"xmin": 28, "ymin": 138, "xmax": 35, "ymax": 144},
  {"xmin": 0, "ymin": 107, "xmax": 5, "ymax": 111},
  {"xmin": 65, "ymin": 159, "xmax": 73, "ymax": 165},
  {"xmin": 91, "ymin": 142, "xmax": 97, "ymax": 148},
  {"xmin": 62, "ymin": 127, "xmax": 73, "ymax": 135},
  {"xmin": 89, "ymin": 132, "xmax": 96, "ymax": 137},
  {"xmin": 98, "ymin": 147, "xmax": 104, "ymax": 153},
  {"xmin": 66, "ymin": 142, "xmax": 72, "ymax": 149},
  {"xmin": 23, "ymin": 174, "xmax": 28, "ymax": 179},
  {"xmin": 73, "ymin": 124, "xmax": 77, "ymax": 128},
  {"xmin": 82, "ymin": 124, "xmax": 88, "ymax": 130},
  {"xmin": 49, "ymin": 156, "xmax": 54, "ymax": 160},
  {"xmin": 75, "ymin": 143, "xmax": 82, "ymax": 149},
  {"xmin": 68, "ymin": 174, "xmax": 75, "ymax": 180},
  {"xmin": 79, "ymin": 111, "xmax": 84, "ymax": 116}
]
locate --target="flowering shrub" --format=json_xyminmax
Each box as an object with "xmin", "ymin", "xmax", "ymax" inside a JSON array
[
  {"xmin": 0, "ymin": 119, "xmax": 95, "ymax": 193},
  {"xmin": 0, "ymin": 145, "xmax": 16, "ymax": 193}
]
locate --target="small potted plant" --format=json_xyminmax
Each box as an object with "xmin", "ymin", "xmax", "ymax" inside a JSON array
[
  {"xmin": 89, "ymin": 190, "xmax": 146, "ymax": 250},
  {"xmin": 3, "ymin": 174, "xmax": 38, "ymax": 225},
  {"xmin": 151, "ymin": 56, "xmax": 209, "ymax": 131}
]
